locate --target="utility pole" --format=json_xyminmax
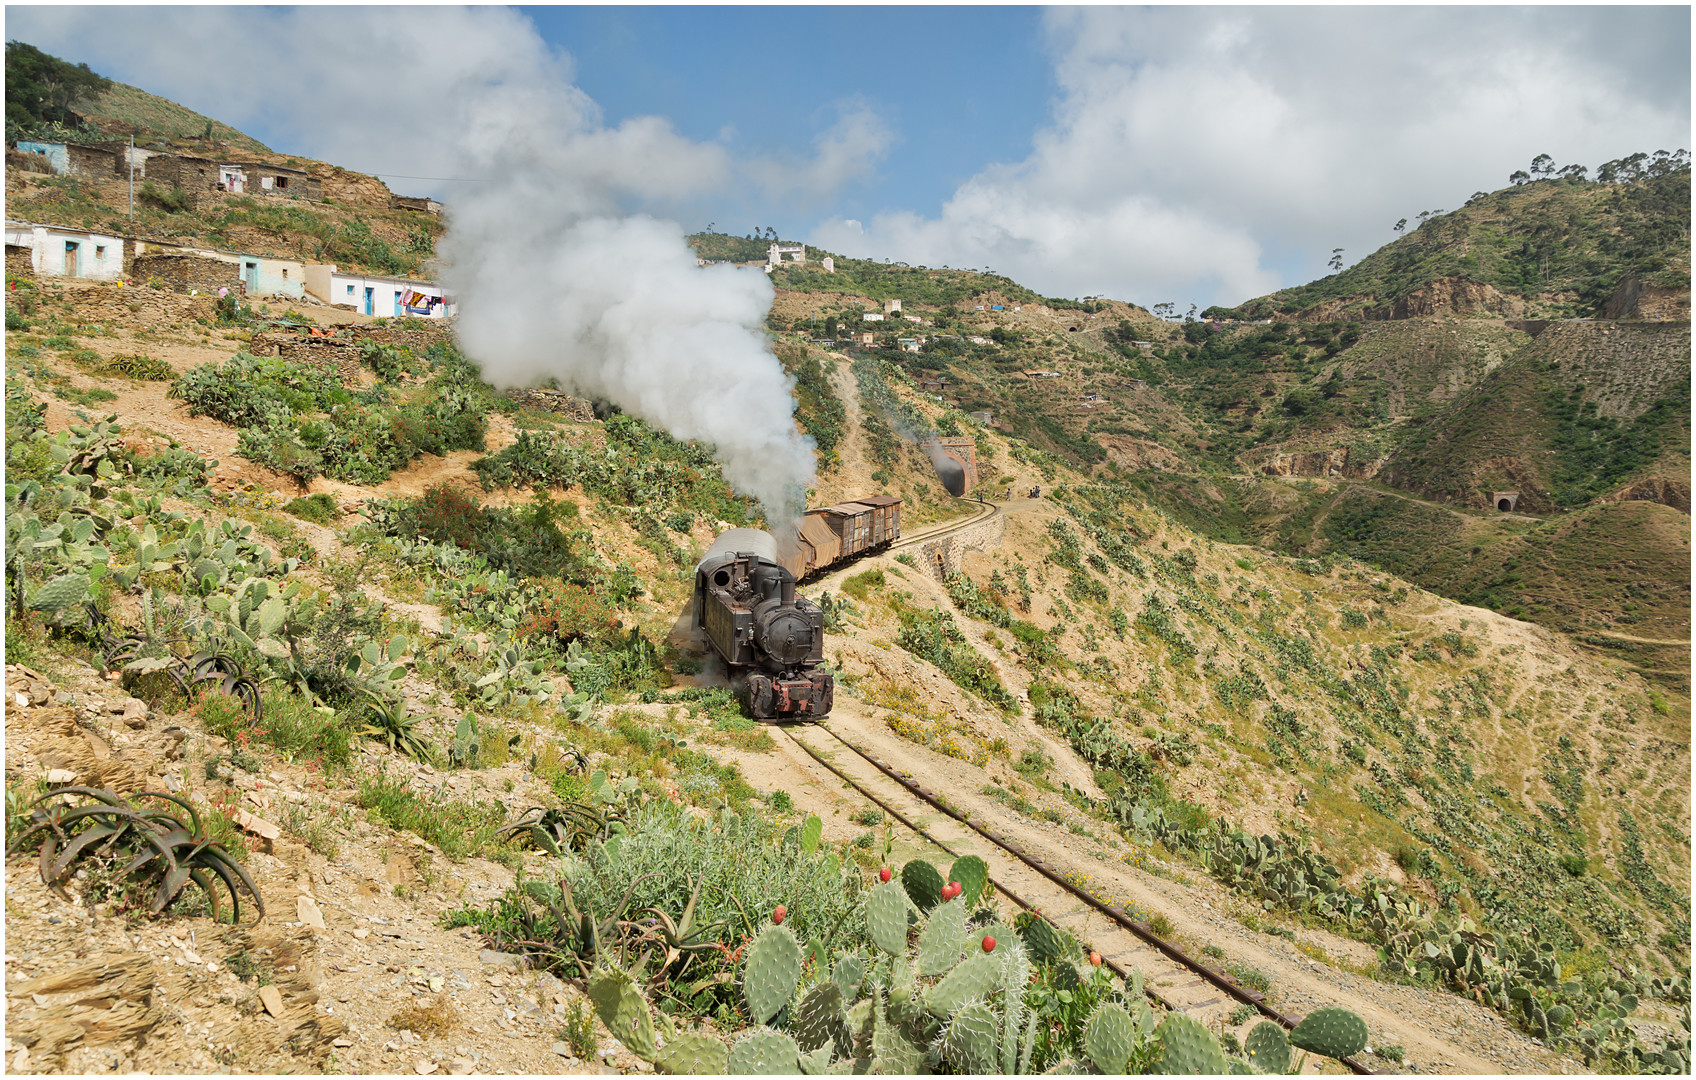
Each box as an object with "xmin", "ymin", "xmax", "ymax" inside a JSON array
[{"xmin": 127, "ymin": 135, "xmax": 134, "ymax": 218}]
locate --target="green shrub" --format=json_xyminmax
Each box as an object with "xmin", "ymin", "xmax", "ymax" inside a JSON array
[{"xmin": 284, "ymin": 492, "xmax": 341, "ymax": 525}]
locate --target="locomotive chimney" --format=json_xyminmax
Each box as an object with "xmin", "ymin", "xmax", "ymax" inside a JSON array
[{"xmin": 781, "ymin": 576, "xmax": 795, "ymax": 607}]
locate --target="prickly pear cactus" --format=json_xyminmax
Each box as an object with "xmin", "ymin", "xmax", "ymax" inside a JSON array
[
  {"xmin": 726, "ymin": 1027, "xmax": 801, "ymax": 1075},
  {"xmin": 901, "ymin": 858, "xmax": 944, "ymax": 911},
  {"xmin": 1289, "ymin": 1006, "xmax": 1368, "ymax": 1060},
  {"xmin": 1154, "ymin": 1012, "xmax": 1229, "ymax": 1074},
  {"xmin": 865, "ymin": 881, "xmax": 910, "ymax": 955},
  {"xmin": 924, "ymin": 951, "xmax": 999, "ymax": 1018},
  {"xmin": 831, "ymin": 951, "xmax": 866, "ymax": 1000},
  {"xmin": 1243, "ymin": 1021, "xmax": 1291, "ymax": 1073},
  {"xmin": 1082, "ymin": 1001, "xmax": 1138, "ymax": 1073},
  {"xmin": 949, "ymin": 854, "xmax": 989, "ymax": 906},
  {"xmin": 791, "ymin": 982, "xmax": 851, "ymax": 1059},
  {"xmin": 917, "ymin": 897, "xmax": 966, "ymax": 975},
  {"xmin": 743, "ymin": 924, "xmax": 805, "ymax": 1025},
  {"xmin": 654, "ymin": 1031, "xmax": 727, "ymax": 1075},
  {"xmin": 940, "ymin": 1001, "xmax": 1001, "ymax": 1074},
  {"xmin": 1018, "ymin": 915, "xmax": 1067, "ymax": 965},
  {"xmin": 870, "ymin": 987, "xmax": 925, "ymax": 1075},
  {"xmin": 588, "ymin": 966, "xmax": 658, "ymax": 1062}
]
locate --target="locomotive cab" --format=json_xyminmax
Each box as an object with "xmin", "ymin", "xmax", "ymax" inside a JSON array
[{"xmin": 694, "ymin": 529, "xmax": 832, "ymax": 721}]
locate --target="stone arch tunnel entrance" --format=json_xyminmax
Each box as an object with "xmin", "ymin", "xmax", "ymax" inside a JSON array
[
  {"xmin": 1492, "ymin": 491, "xmax": 1520, "ymax": 512},
  {"xmin": 920, "ymin": 437, "xmax": 978, "ymax": 497}
]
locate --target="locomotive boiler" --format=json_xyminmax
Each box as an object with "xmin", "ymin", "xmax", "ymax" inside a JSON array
[{"xmin": 693, "ymin": 528, "xmax": 833, "ymax": 721}]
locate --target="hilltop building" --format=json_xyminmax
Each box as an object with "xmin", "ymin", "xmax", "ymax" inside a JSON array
[{"xmin": 767, "ymin": 242, "xmax": 806, "ymax": 268}]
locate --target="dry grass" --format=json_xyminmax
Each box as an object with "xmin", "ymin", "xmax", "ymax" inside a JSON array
[{"xmin": 388, "ymin": 997, "xmax": 458, "ymax": 1037}]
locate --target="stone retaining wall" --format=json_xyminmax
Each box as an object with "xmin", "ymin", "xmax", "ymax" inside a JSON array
[{"xmin": 917, "ymin": 508, "xmax": 1006, "ymax": 581}]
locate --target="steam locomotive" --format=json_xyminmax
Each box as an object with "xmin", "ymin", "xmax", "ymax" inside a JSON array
[{"xmin": 693, "ymin": 497, "xmax": 902, "ymax": 720}]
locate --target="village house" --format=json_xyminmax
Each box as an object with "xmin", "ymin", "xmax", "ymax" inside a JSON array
[
  {"xmin": 245, "ymin": 162, "xmax": 319, "ymax": 198},
  {"xmin": 821, "ymin": 256, "xmax": 834, "ymax": 273},
  {"xmin": 390, "ymin": 195, "xmax": 444, "ymax": 215},
  {"xmin": 128, "ymin": 237, "xmax": 305, "ymax": 299},
  {"xmin": 5, "ymin": 220, "xmax": 125, "ymax": 280},
  {"xmin": 1023, "ymin": 370, "xmax": 1061, "ymax": 379},
  {"xmin": 303, "ymin": 264, "xmax": 453, "ymax": 317},
  {"xmin": 862, "ymin": 312, "xmax": 884, "ymax": 322},
  {"xmin": 969, "ymin": 410, "xmax": 994, "ymax": 425},
  {"xmin": 898, "ymin": 338, "xmax": 921, "ymax": 353},
  {"xmin": 917, "ymin": 374, "xmax": 948, "ymax": 392},
  {"xmin": 13, "ymin": 141, "xmax": 118, "ymax": 180},
  {"xmin": 884, "ymin": 298, "xmax": 902, "ymax": 314},
  {"xmin": 852, "ymin": 331, "xmax": 875, "ymax": 347},
  {"xmin": 767, "ymin": 242, "xmax": 805, "ymax": 268}
]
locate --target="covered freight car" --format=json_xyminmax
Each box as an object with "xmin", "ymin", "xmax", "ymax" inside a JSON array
[{"xmin": 778, "ymin": 495, "xmax": 902, "ymax": 580}]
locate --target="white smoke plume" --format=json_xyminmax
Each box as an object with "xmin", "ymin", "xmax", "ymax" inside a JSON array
[
  {"xmin": 439, "ymin": 54, "xmax": 817, "ymax": 525},
  {"xmin": 7, "ymin": 6, "xmax": 821, "ymax": 524}
]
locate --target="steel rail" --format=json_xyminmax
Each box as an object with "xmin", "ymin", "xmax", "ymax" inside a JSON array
[{"xmin": 784, "ymin": 722, "xmax": 1376, "ymax": 1075}]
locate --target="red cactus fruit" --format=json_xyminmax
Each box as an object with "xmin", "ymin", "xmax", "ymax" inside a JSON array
[
  {"xmin": 982, "ymin": 935, "xmax": 996, "ymax": 953},
  {"xmin": 879, "ymin": 868, "xmax": 892, "ymax": 883},
  {"xmin": 773, "ymin": 905, "xmax": 786, "ymax": 925},
  {"xmin": 1089, "ymin": 952, "xmax": 1102, "ymax": 966}
]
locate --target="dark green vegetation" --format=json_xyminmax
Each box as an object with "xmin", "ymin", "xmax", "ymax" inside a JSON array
[
  {"xmin": 172, "ymin": 344, "xmax": 489, "ymax": 486},
  {"xmin": 7, "ymin": 40, "xmax": 266, "ymax": 150},
  {"xmin": 777, "ymin": 343, "xmax": 846, "ymax": 470},
  {"xmin": 5, "ymin": 40, "xmax": 111, "ymax": 141},
  {"xmin": 1224, "ymin": 163, "xmax": 1691, "ymax": 320}
]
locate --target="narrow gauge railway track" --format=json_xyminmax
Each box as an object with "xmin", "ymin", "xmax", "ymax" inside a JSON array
[
  {"xmin": 779, "ymin": 722, "xmax": 1376, "ymax": 1076},
  {"xmin": 887, "ymin": 497, "xmax": 999, "ymax": 552}
]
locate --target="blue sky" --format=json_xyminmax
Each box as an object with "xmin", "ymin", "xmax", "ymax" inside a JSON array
[
  {"xmin": 519, "ymin": 6, "xmax": 1056, "ymax": 231},
  {"xmin": 8, "ymin": 6, "xmax": 1691, "ymax": 308}
]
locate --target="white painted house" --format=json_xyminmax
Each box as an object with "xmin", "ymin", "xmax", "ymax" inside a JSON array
[
  {"xmin": 5, "ymin": 221, "xmax": 125, "ymax": 280},
  {"xmin": 129, "ymin": 238, "xmax": 305, "ymax": 299},
  {"xmin": 303, "ymin": 265, "xmax": 453, "ymax": 318}
]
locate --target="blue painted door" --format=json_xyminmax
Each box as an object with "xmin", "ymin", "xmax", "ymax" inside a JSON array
[
  {"xmin": 63, "ymin": 241, "xmax": 78, "ymax": 277},
  {"xmin": 245, "ymin": 262, "xmax": 259, "ymax": 293},
  {"xmin": 363, "ymin": 287, "xmax": 374, "ymax": 315}
]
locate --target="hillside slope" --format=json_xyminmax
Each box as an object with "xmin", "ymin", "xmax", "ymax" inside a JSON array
[{"xmin": 6, "ymin": 264, "xmax": 1689, "ymax": 1074}]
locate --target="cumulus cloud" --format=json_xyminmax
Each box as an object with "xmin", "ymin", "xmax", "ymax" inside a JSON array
[
  {"xmin": 751, "ymin": 100, "xmax": 895, "ymax": 203},
  {"xmin": 812, "ymin": 6, "xmax": 1691, "ymax": 307},
  {"xmin": 9, "ymin": 6, "xmax": 826, "ymax": 521}
]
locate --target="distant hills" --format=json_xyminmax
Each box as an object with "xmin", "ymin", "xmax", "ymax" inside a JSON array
[{"xmin": 1218, "ymin": 161, "xmax": 1691, "ymax": 322}]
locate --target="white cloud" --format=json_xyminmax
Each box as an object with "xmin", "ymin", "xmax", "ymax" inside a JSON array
[
  {"xmin": 812, "ymin": 6, "xmax": 1691, "ymax": 308},
  {"xmin": 751, "ymin": 100, "xmax": 895, "ymax": 203}
]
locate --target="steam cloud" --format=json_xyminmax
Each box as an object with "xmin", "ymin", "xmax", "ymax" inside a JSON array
[{"xmin": 441, "ymin": 90, "xmax": 817, "ymax": 525}]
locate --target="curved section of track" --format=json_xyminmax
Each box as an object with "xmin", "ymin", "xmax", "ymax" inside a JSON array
[
  {"xmin": 778, "ymin": 722, "xmax": 1375, "ymax": 1075},
  {"xmin": 888, "ymin": 496, "xmax": 1000, "ymax": 552}
]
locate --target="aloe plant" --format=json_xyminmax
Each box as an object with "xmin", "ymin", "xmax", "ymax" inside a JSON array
[{"xmin": 17, "ymin": 786, "xmax": 264, "ymax": 923}]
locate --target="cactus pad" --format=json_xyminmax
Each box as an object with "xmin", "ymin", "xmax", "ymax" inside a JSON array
[
  {"xmin": 797, "ymin": 1045, "xmax": 835, "ymax": 1075},
  {"xmin": 655, "ymin": 1032, "xmax": 727, "ymax": 1075},
  {"xmin": 901, "ymin": 858, "xmax": 945, "ymax": 911},
  {"xmin": 791, "ymin": 982, "xmax": 851, "ymax": 1058},
  {"xmin": 1242, "ymin": 1021, "xmax": 1290, "ymax": 1073},
  {"xmin": 1154, "ymin": 1012, "xmax": 1229, "ymax": 1074},
  {"xmin": 1083, "ymin": 1002, "xmax": 1138, "ymax": 1073},
  {"xmin": 924, "ymin": 951, "xmax": 999, "ymax": 1018},
  {"xmin": 1289, "ymin": 1006, "xmax": 1368, "ymax": 1060},
  {"xmin": 917, "ymin": 897, "xmax": 967, "ymax": 975},
  {"xmin": 865, "ymin": 881, "xmax": 911, "ymax": 955},
  {"xmin": 588, "ymin": 966, "xmax": 658, "ymax": 1062},
  {"xmin": 831, "ymin": 952, "xmax": 867, "ymax": 1000},
  {"xmin": 727, "ymin": 1028, "xmax": 801, "ymax": 1075},
  {"xmin": 743, "ymin": 924, "xmax": 804, "ymax": 1025},
  {"xmin": 1019, "ymin": 916, "xmax": 1067, "ymax": 965},
  {"xmin": 941, "ymin": 1002, "xmax": 1001, "ymax": 1074},
  {"xmin": 948, "ymin": 854, "xmax": 989, "ymax": 906}
]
